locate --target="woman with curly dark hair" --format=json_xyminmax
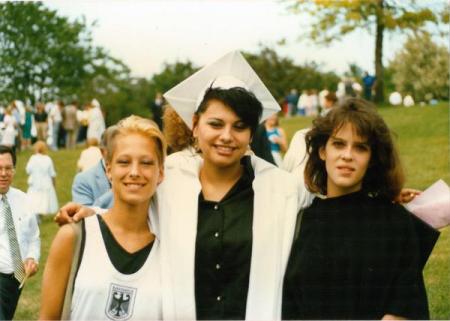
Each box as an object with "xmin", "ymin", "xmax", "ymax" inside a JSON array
[{"xmin": 283, "ymin": 98, "xmax": 436, "ymax": 320}]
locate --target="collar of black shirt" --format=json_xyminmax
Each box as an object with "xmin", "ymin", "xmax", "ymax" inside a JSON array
[{"xmin": 199, "ymin": 156, "xmax": 255, "ymax": 203}]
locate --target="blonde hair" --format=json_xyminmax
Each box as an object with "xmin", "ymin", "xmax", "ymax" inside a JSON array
[
  {"xmin": 107, "ymin": 115, "xmax": 167, "ymax": 165},
  {"xmin": 33, "ymin": 140, "xmax": 48, "ymax": 154}
]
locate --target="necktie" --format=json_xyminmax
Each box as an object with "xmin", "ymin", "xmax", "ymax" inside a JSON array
[{"xmin": 1, "ymin": 195, "xmax": 25, "ymax": 283}]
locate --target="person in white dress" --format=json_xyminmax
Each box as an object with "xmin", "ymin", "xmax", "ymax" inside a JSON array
[
  {"xmin": 87, "ymin": 99, "xmax": 106, "ymax": 143},
  {"xmin": 297, "ymin": 90, "xmax": 308, "ymax": 116},
  {"xmin": 25, "ymin": 141, "xmax": 58, "ymax": 217},
  {"xmin": 1, "ymin": 106, "xmax": 17, "ymax": 148}
]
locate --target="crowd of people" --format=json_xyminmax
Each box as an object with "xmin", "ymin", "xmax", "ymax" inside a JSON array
[
  {"xmin": 0, "ymin": 99, "xmax": 106, "ymax": 153},
  {"xmin": 280, "ymin": 74, "xmax": 372, "ymax": 118},
  {"xmin": 0, "ymin": 51, "xmax": 448, "ymax": 320},
  {"xmin": 280, "ymin": 70, "xmax": 442, "ymax": 118},
  {"xmin": 0, "ymin": 98, "xmax": 107, "ymax": 220}
]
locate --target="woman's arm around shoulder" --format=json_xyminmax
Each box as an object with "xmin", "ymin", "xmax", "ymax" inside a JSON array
[
  {"xmin": 282, "ymin": 129, "xmax": 309, "ymax": 172},
  {"xmin": 39, "ymin": 224, "xmax": 77, "ymax": 320}
]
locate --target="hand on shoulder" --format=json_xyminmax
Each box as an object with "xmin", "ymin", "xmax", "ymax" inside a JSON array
[{"xmin": 54, "ymin": 202, "xmax": 95, "ymax": 226}]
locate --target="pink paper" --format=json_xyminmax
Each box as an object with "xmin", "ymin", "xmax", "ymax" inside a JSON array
[{"xmin": 406, "ymin": 179, "xmax": 450, "ymax": 229}]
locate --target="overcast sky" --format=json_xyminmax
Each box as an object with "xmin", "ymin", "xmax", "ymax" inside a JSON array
[{"xmin": 44, "ymin": 0, "xmax": 441, "ymax": 78}]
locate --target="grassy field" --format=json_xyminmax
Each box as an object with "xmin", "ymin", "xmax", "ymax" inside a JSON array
[{"xmin": 13, "ymin": 103, "xmax": 449, "ymax": 319}]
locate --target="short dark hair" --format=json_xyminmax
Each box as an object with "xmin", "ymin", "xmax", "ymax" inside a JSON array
[
  {"xmin": 196, "ymin": 86, "xmax": 263, "ymax": 136},
  {"xmin": 0, "ymin": 145, "xmax": 16, "ymax": 166},
  {"xmin": 304, "ymin": 98, "xmax": 404, "ymax": 201}
]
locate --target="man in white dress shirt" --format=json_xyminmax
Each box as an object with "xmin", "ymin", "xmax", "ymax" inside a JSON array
[{"xmin": 0, "ymin": 145, "xmax": 40, "ymax": 320}]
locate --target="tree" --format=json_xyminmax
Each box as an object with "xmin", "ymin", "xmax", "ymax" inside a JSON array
[
  {"xmin": 344, "ymin": 63, "xmax": 364, "ymax": 80},
  {"xmin": 286, "ymin": 0, "xmax": 448, "ymax": 102},
  {"xmin": 244, "ymin": 47, "xmax": 340, "ymax": 101},
  {"xmin": 149, "ymin": 61, "xmax": 198, "ymax": 100},
  {"xmin": 0, "ymin": 2, "xmax": 129, "ymax": 105},
  {"xmin": 144, "ymin": 61, "xmax": 198, "ymax": 121},
  {"xmin": 389, "ymin": 32, "xmax": 449, "ymax": 101}
]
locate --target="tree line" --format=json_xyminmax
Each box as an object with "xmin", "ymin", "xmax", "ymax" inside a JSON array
[{"xmin": 1, "ymin": 1, "xmax": 448, "ymax": 126}]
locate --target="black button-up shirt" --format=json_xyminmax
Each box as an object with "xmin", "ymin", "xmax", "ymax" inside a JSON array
[{"xmin": 195, "ymin": 156, "xmax": 255, "ymax": 320}]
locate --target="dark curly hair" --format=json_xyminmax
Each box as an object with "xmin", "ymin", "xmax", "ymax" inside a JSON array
[{"xmin": 304, "ymin": 98, "xmax": 404, "ymax": 201}]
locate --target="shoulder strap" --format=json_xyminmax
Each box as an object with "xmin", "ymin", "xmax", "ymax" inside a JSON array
[{"xmin": 61, "ymin": 221, "xmax": 83, "ymax": 320}]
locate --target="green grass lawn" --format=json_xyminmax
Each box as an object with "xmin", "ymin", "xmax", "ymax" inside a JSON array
[{"xmin": 13, "ymin": 103, "xmax": 450, "ymax": 319}]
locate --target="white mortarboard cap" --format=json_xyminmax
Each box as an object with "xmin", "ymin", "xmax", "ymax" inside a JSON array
[{"xmin": 163, "ymin": 50, "xmax": 280, "ymax": 128}]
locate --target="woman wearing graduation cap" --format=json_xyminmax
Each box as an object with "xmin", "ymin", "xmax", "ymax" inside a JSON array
[
  {"xmin": 158, "ymin": 50, "xmax": 309, "ymax": 320},
  {"xmin": 55, "ymin": 51, "xmax": 310, "ymax": 320}
]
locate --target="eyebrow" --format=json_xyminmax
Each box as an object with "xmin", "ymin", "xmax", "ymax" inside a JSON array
[
  {"xmin": 206, "ymin": 117, "xmax": 245, "ymax": 125},
  {"xmin": 330, "ymin": 136, "xmax": 370, "ymax": 145},
  {"xmin": 116, "ymin": 154, "xmax": 156, "ymax": 160}
]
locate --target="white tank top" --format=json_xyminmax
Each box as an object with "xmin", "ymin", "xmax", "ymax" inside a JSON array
[{"xmin": 70, "ymin": 216, "xmax": 162, "ymax": 320}]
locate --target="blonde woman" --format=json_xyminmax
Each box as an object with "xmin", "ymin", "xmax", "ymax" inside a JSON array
[{"xmin": 40, "ymin": 116, "xmax": 166, "ymax": 320}]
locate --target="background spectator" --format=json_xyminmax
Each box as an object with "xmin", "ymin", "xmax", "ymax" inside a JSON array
[
  {"xmin": 0, "ymin": 145, "xmax": 40, "ymax": 320},
  {"xmin": 33, "ymin": 103, "xmax": 48, "ymax": 142},
  {"xmin": 151, "ymin": 92, "xmax": 164, "ymax": 130},
  {"xmin": 286, "ymin": 89, "xmax": 299, "ymax": 117},
  {"xmin": 62, "ymin": 101, "xmax": 78, "ymax": 149},
  {"xmin": 25, "ymin": 141, "xmax": 58, "ymax": 219},
  {"xmin": 21, "ymin": 106, "xmax": 33, "ymax": 150},
  {"xmin": 264, "ymin": 113, "xmax": 287, "ymax": 167},
  {"xmin": 87, "ymin": 99, "xmax": 105, "ymax": 143},
  {"xmin": 76, "ymin": 103, "xmax": 89, "ymax": 145},
  {"xmin": 48, "ymin": 101, "xmax": 63, "ymax": 151},
  {"xmin": 1, "ymin": 105, "xmax": 17, "ymax": 150},
  {"xmin": 362, "ymin": 71, "xmax": 376, "ymax": 101},
  {"xmin": 76, "ymin": 138, "xmax": 102, "ymax": 172}
]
